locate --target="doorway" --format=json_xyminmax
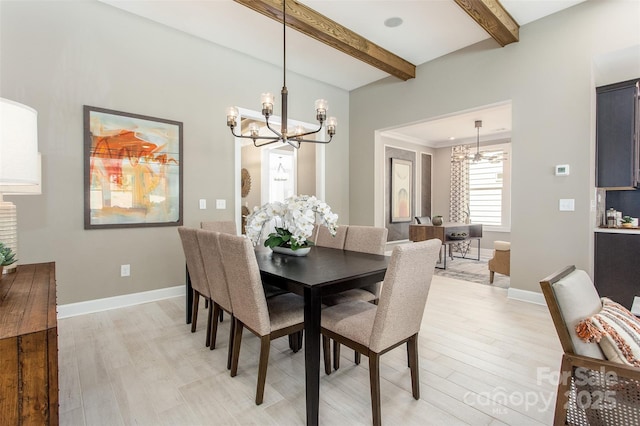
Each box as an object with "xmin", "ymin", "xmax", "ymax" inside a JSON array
[{"xmin": 234, "ymin": 108, "xmax": 326, "ymax": 234}]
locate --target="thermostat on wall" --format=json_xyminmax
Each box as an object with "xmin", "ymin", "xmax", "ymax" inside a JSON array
[{"xmin": 555, "ymin": 164, "xmax": 570, "ymax": 176}]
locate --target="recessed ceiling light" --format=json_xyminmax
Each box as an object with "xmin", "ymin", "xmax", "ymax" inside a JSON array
[
  {"xmin": 449, "ymin": 137, "xmax": 456, "ymax": 140},
  {"xmin": 384, "ymin": 17, "xmax": 403, "ymax": 28}
]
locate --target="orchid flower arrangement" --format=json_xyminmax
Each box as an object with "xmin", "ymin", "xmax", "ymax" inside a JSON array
[{"xmin": 245, "ymin": 195, "xmax": 338, "ymax": 250}]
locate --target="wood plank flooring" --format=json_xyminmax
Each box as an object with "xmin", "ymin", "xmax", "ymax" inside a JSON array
[{"xmin": 58, "ymin": 275, "xmax": 562, "ymax": 425}]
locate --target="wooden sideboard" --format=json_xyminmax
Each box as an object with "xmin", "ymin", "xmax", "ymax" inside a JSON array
[{"xmin": 0, "ymin": 263, "xmax": 58, "ymax": 425}]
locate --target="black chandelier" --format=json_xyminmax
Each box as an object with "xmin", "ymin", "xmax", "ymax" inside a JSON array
[{"xmin": 225, "ymin": 0, "xmax": 336, "ymax": 149}]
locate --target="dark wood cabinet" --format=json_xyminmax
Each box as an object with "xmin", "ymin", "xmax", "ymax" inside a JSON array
[
  {"xmin": 596, "ymin": 78, "xmax": 640, "ymax": 188},
  {"xmin": 0, "ymin": 263, "xmax": 58, "ymax": 425},
  {"xmin": 594, "ymin": 232, "xmax": 639, "ymax": 310}
]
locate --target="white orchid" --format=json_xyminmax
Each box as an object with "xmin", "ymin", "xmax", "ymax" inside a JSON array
[{"xmin": 245, "ymin": 195, "xmax": 339, "ymax": 250}]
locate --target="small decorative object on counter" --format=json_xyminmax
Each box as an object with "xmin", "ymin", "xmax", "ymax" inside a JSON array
[
  {"xmin": 621, "ymin": 216, "xmax": 634, "ymax": 228},
  {"xmin": 606, "ymin": 208, "xmax": 617, "ymax": 228},
  {"xmin": 432, "ymin": 215, "xmax": 443, "ymax": 226}
]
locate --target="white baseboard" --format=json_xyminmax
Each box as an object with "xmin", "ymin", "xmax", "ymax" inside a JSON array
[
  {"xmin": 58, "ymin": 285, "xmax": 184, "ymax": 319},
  {"xmin": 507, "ymin": 287, "xmax": 547, "ymax": 306}
]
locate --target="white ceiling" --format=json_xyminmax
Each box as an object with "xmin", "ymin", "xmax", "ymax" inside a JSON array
[{"xmin": 99, "ymin": 0, "xmax": 586, "ymax": 146}]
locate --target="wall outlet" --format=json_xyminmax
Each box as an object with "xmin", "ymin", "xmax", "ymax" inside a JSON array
[
  {"xmin": 199, "ymin": 199, "xmax": 207, "ymax": 209},
  {"xmin": 120, "ymin": 264, "xmax": 130, "ymax": 277},
  {"xmin": 216, "ymin": 199, "xmax": 226, "ymax": 209}
]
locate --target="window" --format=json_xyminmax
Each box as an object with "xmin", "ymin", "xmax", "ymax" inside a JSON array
[{"xmin": 468, "ymin": 143, "xmax": 510, "ymax": 230}]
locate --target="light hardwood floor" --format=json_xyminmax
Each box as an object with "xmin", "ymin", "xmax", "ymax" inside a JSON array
[{"xmin": 58, "ymin": 275, "xmax": 562, "ymax": 425}]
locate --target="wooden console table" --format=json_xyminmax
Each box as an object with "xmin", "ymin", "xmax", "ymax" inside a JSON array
[
  {"xmin": 0, "ymin": 263, "xmax": 58, "ymax": 425},
  {"xmin": 409, "ymin": 223, "xmax": 483, "ymax": 269}
]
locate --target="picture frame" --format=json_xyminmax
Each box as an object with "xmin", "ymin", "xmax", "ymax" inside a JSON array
[
  {"xmin": 83, "ymin": 106, "xmax": 183, "ymax": 229},
  {"xmin": 391, "ymin": 158, "xmax": 412, "ymax": 223}
]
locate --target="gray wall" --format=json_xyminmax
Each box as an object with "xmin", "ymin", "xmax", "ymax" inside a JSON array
[
  {"xmin": 350, "ymin": 1, "xmax": 640, "ymax": 294},
  {"xmin": 1, "ymin": 1, "xmax": 349, "ymax": 304}
]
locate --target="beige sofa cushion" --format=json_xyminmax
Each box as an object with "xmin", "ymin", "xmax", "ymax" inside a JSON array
[
  {"xmin": 552, "ymin": 269, "xmax": 605, "ymax": 359},
  {"xmin": 576, "ymin": 298, "xmax": 640, "ymax": 367}
]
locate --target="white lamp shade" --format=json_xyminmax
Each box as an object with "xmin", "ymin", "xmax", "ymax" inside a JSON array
[{"xmin": 0, "ymin": 98, "xmax": 39, "ymax": 188}]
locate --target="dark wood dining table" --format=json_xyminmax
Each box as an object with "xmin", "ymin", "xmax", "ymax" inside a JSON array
[
  {"xmin": 185, "ymin": 245, "xmax": 389, "ymax": 425},
  {"xmin": 256, "ymin": 246, "xmax": 389, "ymax": 426}
]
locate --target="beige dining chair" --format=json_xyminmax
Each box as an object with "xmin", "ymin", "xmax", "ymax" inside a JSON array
[
  {"xmin": 177, "ymin": 227, "xmax": 212, "ymax": 347},
  {"xmin": 200, "ymin": 220, "xmax": 237, "ymax": 235},
  {"xmin": 312, "ymin": 224, "xmax": 347, "ymax": 249},
  {"xmin": 323, "ymin": 225, "xmax": 389, "ymax": 369},
  {"xmin": 219, "ymin": 233, "xmax": 305, "ymax": 405},
  {"xmin": 196, "ymin": 229, "xmax": 235, "ymax": 369},
  {"xmin": 320, "ymin": 238, "xmax": 442, "ymax": 426}
]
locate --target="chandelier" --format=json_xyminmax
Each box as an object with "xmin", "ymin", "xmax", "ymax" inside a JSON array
[
  {"xmin": 451, "ymin": 120, "xmax": 506, "ymax": 163},
  {"xmin": 225, "ymin": 0, "xmax": 336, "ymax": 149}
]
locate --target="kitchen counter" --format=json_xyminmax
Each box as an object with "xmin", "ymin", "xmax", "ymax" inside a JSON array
[{"xmin": 595, "ymin": 227, "xmax": 640, "ymax": 234}]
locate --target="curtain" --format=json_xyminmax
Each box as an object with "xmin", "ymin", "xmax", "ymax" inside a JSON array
[{"xmin": 450, "ymin": 145, "xmax": 470, "ymax": 254}]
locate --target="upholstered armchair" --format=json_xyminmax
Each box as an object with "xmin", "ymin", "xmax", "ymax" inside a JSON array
[
  {"xmin": 540, "ymin": 266, "xmax": 640, "ymax": 425},
  {"xmin": 488, "ymin": 240, "xmax": 510, "ymax": 283}
]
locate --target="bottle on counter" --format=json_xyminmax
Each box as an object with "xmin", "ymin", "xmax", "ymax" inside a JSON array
[{"xmin": 606, "ymin": 208, "xmax": 617, "ymax": 228}]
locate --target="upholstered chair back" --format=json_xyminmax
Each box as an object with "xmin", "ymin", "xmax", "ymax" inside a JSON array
[
  {"xmin": 196, "ymin": 229, "xmax": 232, "ymax": 313},
  {"xmin": 201, "ymin": 220, "xmax": 237, "ymax": 235},
  {"xmin": 314, "ymin": 224, "xmax": 347, "ymax": 249},
  {"xmin": 177, "ymin": 227, "xmax": 210, "ymax": 299},
  {"xmin": 369, "ymin": 239, "xmax": 441, "ymax": 353},
  {"xmin": 218, "ymin": 233, "xmax": 271, "ymax": 336},
  {"xmin": 344, "ymin": 226, "xmax": 388, "ymax": 255},
  {"xmin": 543, "ymin": 268, "xmax": 605, "ymax": 359}
]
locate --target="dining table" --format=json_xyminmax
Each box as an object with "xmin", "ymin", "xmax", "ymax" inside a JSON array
[
  {"xmin": 256, "ymin": 246, "xmax": 389, "ymax": 425},
  {"xmin": 185, "ymin": 245, "xmax": 390, "ymax": 425}
]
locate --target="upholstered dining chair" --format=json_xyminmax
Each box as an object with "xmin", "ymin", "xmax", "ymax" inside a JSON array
[
  {"xmin": 323, "ymin": 225, "xmax": 389, "ymax": 369},
  {"xmin": 200, "ymin": 220, "xmax": 237, "ymax": 235},
  {"xmin": 218, "ymin": 233, "xmax": 305, "ymax": 405},
  {"xmin": 321, "ymin": 238, "xmax": 442, "ymax": 426},
  {"xmin": 177, "ymin": 227, "xmax": 212, "ymax": 347},
  {"xmin": 540, "ymin": 265, "xmax": 640, "ymax": 425},
  {"xmin": 196, "ymin": 230, "xmax": 235, "ymax": 369},
  {"xmin": 488, "ymin": 240, "xmax": 510, "ymax": 283},
  {"xmin": 312, "ymin": 224, "xmax": 347, "ymax": 249}
]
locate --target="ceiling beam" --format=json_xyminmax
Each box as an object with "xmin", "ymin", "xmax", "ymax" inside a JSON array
[
  {"xmin": 453, "ymin": 0, "xmax": 519, "ymax": 47},
  {"xmin": 233, "ymin": 0, "xmax": 416, "ymax": 81}
]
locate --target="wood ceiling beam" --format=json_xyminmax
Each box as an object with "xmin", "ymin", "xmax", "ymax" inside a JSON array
[
  {"xmin": 233, "ymin": 0, "xmax": 416, "ymax": 81},
  {"xmin": 453, "ymin": 0, "xmax": 519, "ymax": 47}
]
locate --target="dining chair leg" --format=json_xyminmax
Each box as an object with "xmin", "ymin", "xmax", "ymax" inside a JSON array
[
  {"xmin": 230, "ymin": 319, "xmax": 244, "ymax": 377},
  {"xmin": 226, "ymin": 315, "xmax": 235, "ymax": 370},
  {"xmin": 256, "ymin": 335, "xmax": 271, "ymax": 405},
  {"xmin": 408, "ymin": 334, "xmax": 420, "ymax": 399},
  {"xmin": 191, "ymin": 291, "xmax": 200, "ymax": 333},
  {"xmin": 354, "ymin": 351, "xmax": 361, "ymax": 365},
  {"xmin": 206, "ymin": 298, "xmax": 214, "ymax": 347},
  {"xmin": 209, "ymin": 303, "xmax": 221, "ymax": 350},
  {"xmin": 288, "ymin": 334, "xmax": 298, "ymax": 352},
  {"xmin": 333, "ymin": 340, "xmax": 341, "ymax": 371},
  {"xmin": 369, "ymin": 352, "xmax": 382, "ymax": 426},
  {"xmin": 322, "ymin": 335, "xmax": 332, "ymax": 375},
  {"xmin": 490, "ymin": 271, "xmax": 495, "ymax": 284}
]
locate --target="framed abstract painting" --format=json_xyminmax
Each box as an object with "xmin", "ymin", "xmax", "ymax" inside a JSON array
[
  {"xmin": 83, "ymin": 106, "xmax": 183, "ymax": 229},
  {"xmin": 391, "ymin": 158, "xmax": 412, "ymax": 223}
]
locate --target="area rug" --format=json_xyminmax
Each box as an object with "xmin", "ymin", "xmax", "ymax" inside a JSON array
[{"xmin": 434, "ymin": 254, "xmax": 510, "ymax": 289}]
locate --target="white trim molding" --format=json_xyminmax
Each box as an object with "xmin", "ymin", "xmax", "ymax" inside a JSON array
[
  {"xmin": 58, "ymin": 285, "xmax": 184, "ymax": 319},
  {"xmin": 507, "ymin": 287, "xmax": 546, "ymax": 306}
]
